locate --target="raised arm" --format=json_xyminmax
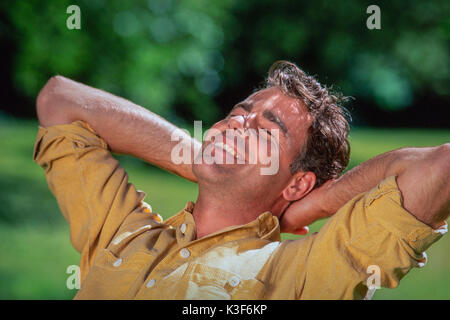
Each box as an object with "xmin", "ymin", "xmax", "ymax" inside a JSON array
[
  {"xmin": 36, "ymin": 76, "xmax": 199, "ymax": 182},
  {"xmin": 282, "ymin": 144, "xmax": 450, "ymax": 233}
]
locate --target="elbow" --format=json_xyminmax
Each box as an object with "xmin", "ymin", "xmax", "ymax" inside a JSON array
[
  {"xmin": 36, "ymin": 75, "xmax": 65, "ymax": 127},
  {"xmin": 428, "ymin": 143, "xmax": 450, "ymax": 183},
  {"xmin": 434, "ymin": 143, "xmax": 450, "ymax": 167},
  {"xmin": 434, "ymin": 143, "xmax": 450, "ymax": 169},
  {"xmin": 36, "ymin": 76, "xmax": 62, "ymax": 112},
  {"xmin": 438, "ymin": 143, "xmax": 450, "ymax": 155}
]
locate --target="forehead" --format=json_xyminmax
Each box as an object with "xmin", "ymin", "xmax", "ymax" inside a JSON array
[
  {"xmin": 245, "ymin": 87, "xmax": 312, "ymax": 152},
  {"xmin": 245, "ymin": 87, "xmax": 311, "ymax": 126}
]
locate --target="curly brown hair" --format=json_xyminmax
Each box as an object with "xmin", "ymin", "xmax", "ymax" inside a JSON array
[{"xmin": 265, "ymin": 60, "xmax": 351, "ymax": 187}]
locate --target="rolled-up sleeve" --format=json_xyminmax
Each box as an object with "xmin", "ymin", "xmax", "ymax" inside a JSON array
[
  {"xmin": 33, "ymin": 120, "xmax": 147, "ymax": 279},
  {"xmin": 275, "ymin": 176, "xmax": 447, "ymax": 299}
]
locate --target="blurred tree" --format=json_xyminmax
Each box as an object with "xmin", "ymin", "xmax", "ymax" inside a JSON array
[
  {"xmin": 1, "ymin": 0, "xmax": 235, "ymax": 127},
  {"xmin": 216, "ymin": 0, "xmax": 449, "ymax": 127},
  {"xmin": 0, "ymin": 0, "xmax": 448, "ymax": 128}
]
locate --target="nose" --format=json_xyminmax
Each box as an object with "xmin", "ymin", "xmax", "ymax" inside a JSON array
[
  {"xmin": 228, "ymin": 115, "xmax": 244, "ymax": 133},
  {"xmin": 228, "ymin": 113, "xmax": 256, "ymax": 133}
]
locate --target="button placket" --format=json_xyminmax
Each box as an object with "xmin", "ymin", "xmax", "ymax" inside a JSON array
[
  {"xmin": 180, "ymin": 223, "xmax": 187, "ymax": 234},
  {"xmin": 113, "ymin": 258, "xmax": 122, "ymax": 267},
  {"xmin": 229, "ymin": 276, "xmax": 240, "ymax": 287},
  {"xmin": 146, "ymin": 279, "xmax": 156, "ymax": 288},
  {"xmin": 180, "ymin": 248, "xmax": 190, "ymax": 259}
]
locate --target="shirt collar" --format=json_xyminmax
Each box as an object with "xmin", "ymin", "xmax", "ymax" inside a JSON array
[{"xmin": 165, "ymin": 201, "xmax": 281, "ymax": 247}]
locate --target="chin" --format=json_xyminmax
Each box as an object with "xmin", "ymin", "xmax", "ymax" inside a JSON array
[{"xmin": 193, "ymin": 160, "xmax": 253, "ymax": 184}]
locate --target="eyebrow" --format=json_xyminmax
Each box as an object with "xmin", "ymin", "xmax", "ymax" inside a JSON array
[
  {"xmin": 262, "ymin": 109, "xmax": 288, "ymax": 135},
  {"xmin": 231, "ymin": 102, "xmax": 253, "ymax": 113}
]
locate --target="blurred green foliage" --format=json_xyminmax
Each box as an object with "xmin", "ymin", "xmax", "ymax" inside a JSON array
[{"xmin": 1, "ymin": 0, "xmax": 449, "ymax": 127}]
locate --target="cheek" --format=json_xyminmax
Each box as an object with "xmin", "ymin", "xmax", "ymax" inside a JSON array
[
  {"xmin": 248, "ymin": 169, "xmax": 292, "ymax": 199},
  {"xmin": 203, "ymin": 123, "xmax": 224, "ymax": 141},
  {"xmin": 277, "ymin": 145, "xmax": 298, "ymax": 176}
]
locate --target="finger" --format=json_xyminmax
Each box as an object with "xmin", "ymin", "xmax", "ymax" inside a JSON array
[{"xmin": 292, "ymin": 226, "xmax": 309, "ymax": 235}]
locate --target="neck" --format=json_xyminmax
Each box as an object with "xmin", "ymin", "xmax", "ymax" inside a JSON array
[{"xmin": 192, "ymin": 184, "xmax": 288, "ymax": 239}]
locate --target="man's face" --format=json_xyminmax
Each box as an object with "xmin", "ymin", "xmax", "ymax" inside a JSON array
[{"xmin": 193, "ymin": 87, "xmax": 312, "ymax": 207}]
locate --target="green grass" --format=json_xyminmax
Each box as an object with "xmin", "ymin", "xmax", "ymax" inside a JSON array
[
  {"xmin": 0, "ymin": 119, "xmax": 449, "ymax": 299},
  {"xmin": 0, "ymin": 224, "xmax": 79, "ymax": 299}
]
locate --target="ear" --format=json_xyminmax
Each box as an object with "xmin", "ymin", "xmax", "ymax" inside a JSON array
[{"xmin": 282, "ymin": 171, "xmax": 316, "ymax": 202}]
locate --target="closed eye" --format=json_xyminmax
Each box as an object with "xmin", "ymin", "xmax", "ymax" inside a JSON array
[{"xmin": 262, "ymin": 110, "xmax": 288, "ymax": 136}]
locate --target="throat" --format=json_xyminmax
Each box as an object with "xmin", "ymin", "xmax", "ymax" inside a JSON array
[{"xmin": 192, "ymin": 192, "xmax": 266, "ymax": 239}]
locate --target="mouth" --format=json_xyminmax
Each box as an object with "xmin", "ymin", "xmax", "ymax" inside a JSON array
[
  {"xmin": 213, "ymin": 141, "xmax": 237, "ymax": 158},
  {"xmin": 205, "ymin": 130, "xmax": 250, "ymax": 163}
]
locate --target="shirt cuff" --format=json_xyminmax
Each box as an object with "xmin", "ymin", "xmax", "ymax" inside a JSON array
[
  {"xmin": 364, "ymin": 175, "xmax": 447, "ymax": 254},
  {"xmin": 33, "ymin": 120, "xmax": 109, "ymax": 163}
]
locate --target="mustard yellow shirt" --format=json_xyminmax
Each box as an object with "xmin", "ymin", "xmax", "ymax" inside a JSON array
[{"xmin": 33, "ymin": 121, "xmax": 447, "ymax": 300}]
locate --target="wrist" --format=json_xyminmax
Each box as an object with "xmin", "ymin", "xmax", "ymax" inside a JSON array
[{"xmin": 318, "ymin": 179, "xmax": 339, "ymax": 216}]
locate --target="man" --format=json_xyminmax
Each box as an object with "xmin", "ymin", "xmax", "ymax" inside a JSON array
[{"xmin": 34, "ymin": 61, "xmax": 449, "ymax": 299}]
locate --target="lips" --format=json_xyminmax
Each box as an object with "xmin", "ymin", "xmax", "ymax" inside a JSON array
[
  {"xmin": 212, "ymin": 132, "xmax": 248, "ymax": 162},
  {"xmin": 206, "ymin": 129, "xmax": 262, "ymax": 164},
  {"xmin": 214, "ymin": 141, "xmax": 237, "ymax": 158}
]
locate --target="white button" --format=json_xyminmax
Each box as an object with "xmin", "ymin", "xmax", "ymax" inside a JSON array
[
  {"xmin": 180, "ymin": 223, "xmax": 187, "ymax": 234},
  {"xmin": 433, "ymin": 222, "xmax": 448, "ymax": 235},
  {"xmin": 418, "ymin": 252, "xmax": 428, "ymax": 268},
  {"xmin": 113, "ymin": 258, "xmax": 122, "ymax": 267},
  {"xmin": 229, "ymin": 276, "xmax": 240, "ymax": 287},
  {"xmin": 180, "ymin": 248, "xmax": 190, "ymax": 258},
  {"xmin": 146, "ymin": 279, "xmax": 156, "ymax": 288}
]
